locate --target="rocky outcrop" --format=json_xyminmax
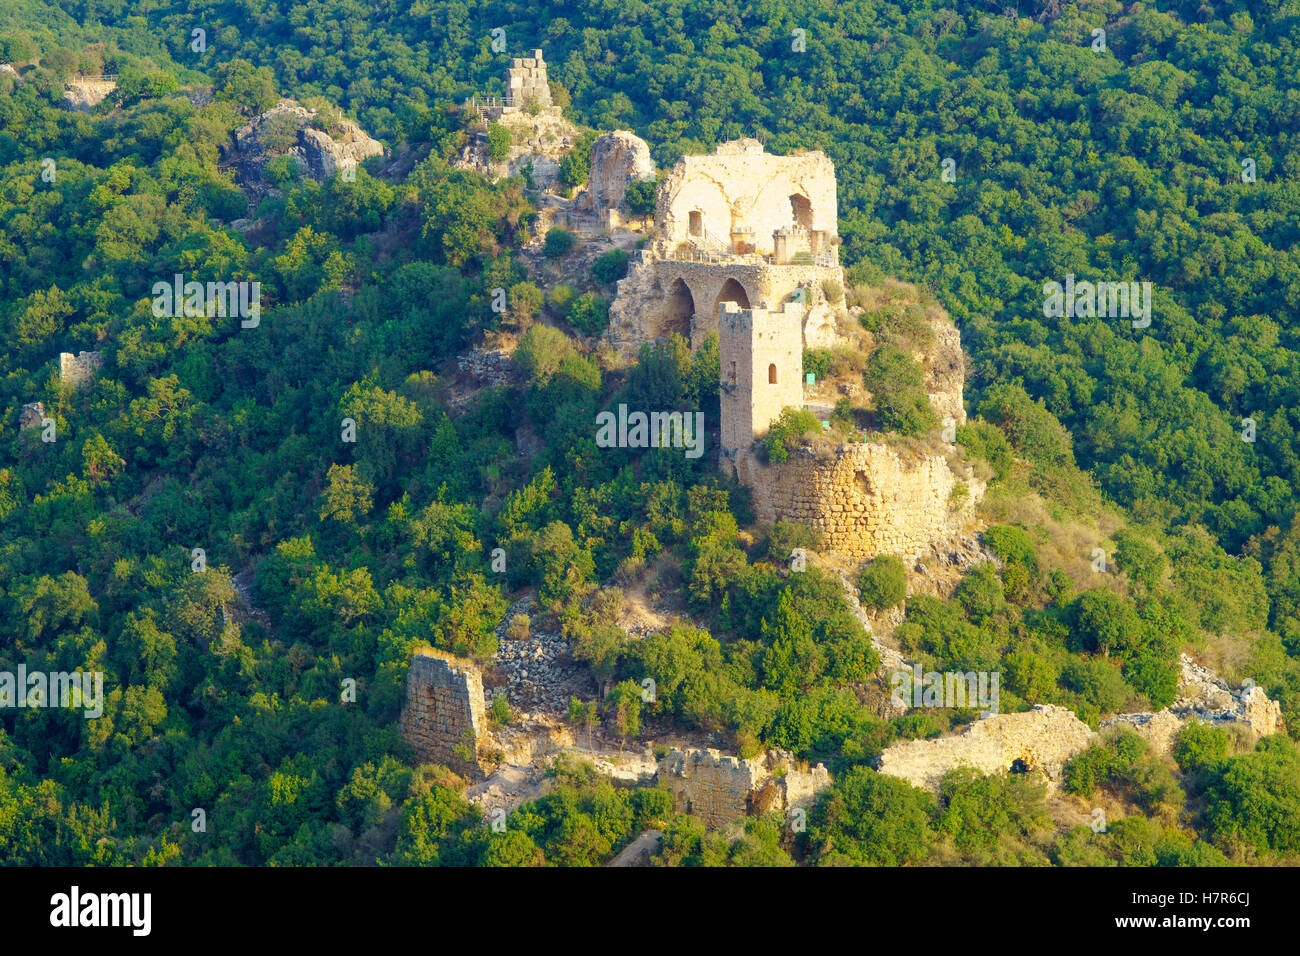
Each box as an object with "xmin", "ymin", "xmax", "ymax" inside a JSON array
[
  {"xmin": 579, "ymin": 130, "xmax": 655, "ymax": 223},
  {"xmin": 228, "ymin": 100, "xmax": 383, "ymax": 187},
  {"xmin": 656, "ymin": 748, "xmax": 831, "ymax": 829},
  {"xmin": 877, "ymin": 704, "xmax": 1097, "ymax": 794}
]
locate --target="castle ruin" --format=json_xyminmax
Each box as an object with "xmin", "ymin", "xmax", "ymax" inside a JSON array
[
  {"xmin": 605, "ymin": 138, "xmax": 981, "ymax": 561},
  {"xmin": 656, "ymin": 748, "xmax": 831, "ymax": 830},
  {"xmin": 400, "ymin": 651, "xmax": 489, "ymax": 776}
]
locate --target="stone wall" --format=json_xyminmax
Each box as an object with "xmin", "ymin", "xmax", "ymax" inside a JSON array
[
  {"xmin": 656, "ymin": 748, "xmax": 831, "ymax": 829},
  {"xmin": 400, "ymin": 651, "xmax": 489, "ymax": 776},
  {"xmin": 62, "ymin": 77, "xmax": 116, "ymax": 110},
  {"xmin": 59, "ymin": 350, "xmax": 103, "ymax": 389},
  {"xmin": 605, "ymin": 254, "xmax": 843, "ymax": 354},
  {"xmin": 877, "ymin": 704, "xmax": 1098, "ymax": 794},
  {"xmin": 654, "ymin": 139, "xmax": 837, "ymax": 257},
  {"xmin": 1100, "ymin": 654, "xmax": 1286, "ymax": 755},
  {"xmin": 731, "ymin": 441, "xmax": 983, "ymax": 561}
]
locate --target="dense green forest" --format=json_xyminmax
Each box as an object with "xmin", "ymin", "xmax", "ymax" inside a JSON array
[{"xmin": 1, "ymin": 0, "xmax": 1299, "ymax": 866}]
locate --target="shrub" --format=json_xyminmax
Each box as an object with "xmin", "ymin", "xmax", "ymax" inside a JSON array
[
  {"xmin": 625, "ymin": 179, "xmax": 657, "ymax": 216},
  {"xmin": 592, "ymin": 248, "xmax": 629, "ymax": 285},
  {"xmin": 859, "ymin": 555, "xmax": 907, "ymax": 611},
  {"xmin": 568, "ymin": 292, "xmax": 609, "ymax": 336},
  {"xmin": 506, "ymin": 613, "xmax": 530, "ymax": 641},
  {"xmin": 762, "ymin": 407, "xmax": 820, "ymax": 463},
  {"xmin": 545, "ymin": 283, "xmax": 578, "ymax": 318},
  {"xmin": 486, "ymin": 123, "xmax": 511, "ymax": 162},
  {"xmin": 515, "ymin": 325, "xmax": 576, "ymax": 382},
  {"xmin": 544, "ymin": 227, "xmax": 577, "ymax": 258}
]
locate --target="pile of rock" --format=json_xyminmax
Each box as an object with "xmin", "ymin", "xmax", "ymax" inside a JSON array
[{"xmin": 494, "ymin": 599, "xmax": 596, "ymax": 716}]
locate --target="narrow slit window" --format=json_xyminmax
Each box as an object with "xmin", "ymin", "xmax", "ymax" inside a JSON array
[{"xmin": 768, "ymin": 364, "xmax": 778, "ymax": 384}]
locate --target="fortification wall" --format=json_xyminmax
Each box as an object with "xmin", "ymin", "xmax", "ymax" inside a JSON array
[
  {"xmin": 732, "ymin": 441, "xmax": 982, "ymax": 561},
  {"xmin": 605, "ymin": 255, "xmax": 843, "ymax": 354},
  {"xmin": 400, "ymin": 651, "xmax": 489, "ymax": 776},
  {"xmin": 656, "ymin": 748, "xmax": 831, "ymax": 829},
  {"xmin": 877, "ymin": 704, "xmax": 1097, "ymax": 794}
]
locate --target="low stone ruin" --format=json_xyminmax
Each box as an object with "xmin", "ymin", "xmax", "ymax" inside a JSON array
[{"xmin": 656, "ymin": 747, "xmax": 831, "ymax": 829}]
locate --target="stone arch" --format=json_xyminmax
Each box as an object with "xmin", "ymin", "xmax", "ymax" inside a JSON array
[
  {"xmin": 663, "ymin": 277, "xmax": 695, "ymax": 338},
  {"xmin": 714, "ymin": 277, "xmax": 751, "ymax": 315}
]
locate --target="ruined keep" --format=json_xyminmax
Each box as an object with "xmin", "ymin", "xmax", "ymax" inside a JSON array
[
  {"xmin": 400, "ymin": 651, "xmax": 488, "ymax": 776},
  {"xmin": 605, "ymin": 138, "xmax": 845, "ymax": 354},
  {"xmin": 604, "ymin": 138, "xmax": 982, "ymax": 562}
]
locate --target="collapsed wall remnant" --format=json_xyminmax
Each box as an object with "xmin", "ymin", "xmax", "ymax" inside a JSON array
[
  {"xmin": 878, "ymin": 658, "xmax": 1287, "ymax": 795},
  {"xmin": 579, "ymin": 130, "xmax": 655, "ymax": 227},
  {"xmin": 62, "ymin": 75, "xmax": 117, "ymax": 110},
  {"xmin": 400, "ymin": 651, "xmax": 489, "ymax": 776},
  {"xmin": 877, "ymin": 704, "xmax": 1097, "ymax": 794},
  {"xmin": 656, "ymin": 748, "xmax": 831, "ymax": 829},
  {"xmin": 1101, "ymin": 654, "xmax": 1285, "ymax": 755},
  {"xmin": 505, "ymin": 50, "xmax": 552, "ymax": 110},
  {"xmin": 18, "ymin": 402, "xmax": 45, "ymax": 430},
  {"xmin": 59, "ymin": 351, "xmax": 103, "ymax": 389}
]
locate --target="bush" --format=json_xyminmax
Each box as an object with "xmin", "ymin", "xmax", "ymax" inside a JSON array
[
  {"xmin": 762, "ymin": 407, "xmax": 820, "ymax": 463},
  {"xmin": 545, "ymin": 284, "xmax": 578, "ymax": 318},
  {"xmin": 625, "ymin": 179, "xmax": 657, "ymax": 217},
  {"xmin": 544, "ymin": 227, "xmax": 577, "ymax": 258},
  {"xmin": 859, "ymin": 555, "xmax": 907, "ymax": 611},
  {"xmin": 568, "ymin": 292, "xmax": 609, "ymax": 336},
  {"xmin": 765, "ymin": 522, "xmax": 823, "ymax": 563},
  {"xmin": 592, "ymin": 248, "xmax": 629, "ymax": 285},
  {"xmin": 864, "ymin": 345, "xmax": 937, "ymax": 435},
  {"xmin": 803, "ymin": 348, "xmax": 832, "ymax": 381},
  {"xmin": 1173, "ymin": 722, "xmax": 1231, "ymax": 774},
  {"xmin": 515, "ymin": 325, "xmax": 576, "ymax": 382},
  {"xmin": 486, "ymin": 123, "xmax": 511, "ymax": 162},
  {"xmin": 506, "ymin": 613, "xmax": 530, "ymax": 641}
]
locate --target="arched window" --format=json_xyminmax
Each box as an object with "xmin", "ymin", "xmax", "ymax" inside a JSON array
[{"xmin": 768, "ymin": 364, "xmax": 778, "ymax": 384}]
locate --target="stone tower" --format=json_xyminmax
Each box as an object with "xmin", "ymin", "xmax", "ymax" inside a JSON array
[
  {"xmin": 506, "ymin": 50, "xmax": 552, "ymax": 109},
  {"xmin": 399, "ymin": 651, "xmax": 488, "ymax": 776},
  {"xmin": 718, "ymin": 300, "xmax": 804, "ymax": 457}
]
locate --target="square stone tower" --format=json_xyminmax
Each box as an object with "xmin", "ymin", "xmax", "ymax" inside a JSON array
[
  {"xmin": 400, "ymin": 651, "xmax": 488, "ymax": 776},
  {"xmin": 506, "ymin": 50, "xmax": 552, "ymax": 109},
  {"xmin": 718, "ymin": 300, "xmax": 804, "ymax": 455}
]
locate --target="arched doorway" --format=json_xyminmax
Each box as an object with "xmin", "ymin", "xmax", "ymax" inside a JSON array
[
  {"xmin": 714, "ymin": 277, "xmax": 751, "ymax": 317},
  {"xmin": 663, "ymin": 278, "xmax": 695, "ymax": 338}
]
